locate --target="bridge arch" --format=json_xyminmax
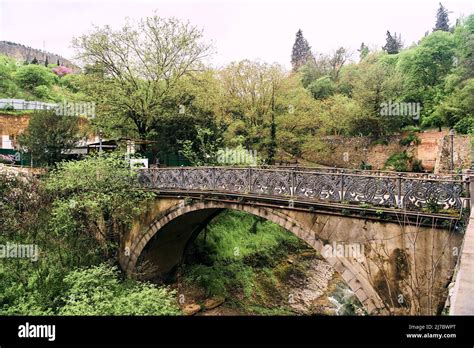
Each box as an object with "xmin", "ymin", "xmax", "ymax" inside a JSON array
[{"xmin": 120, "ymin": 199, "xmax": 386, "ymax": 314}]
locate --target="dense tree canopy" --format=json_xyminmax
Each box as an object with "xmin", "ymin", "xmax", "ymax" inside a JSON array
[
  {"xmin": 73, "ymin": 15, "xmax": 212, "ymax": 140},
  {"xmin": 0, "ymin": 10, "xmax": 473, "ymax": 168}
]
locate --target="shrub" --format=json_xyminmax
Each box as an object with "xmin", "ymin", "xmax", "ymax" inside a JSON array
[
  {"xmin": 33, "ymin": 85, "xmax": 51, "ymax": 99},
  {"xmin": 59, "ymin": 263, "xmax": 180, "ymax": 315},
  {"xmin": 52, "ymin": 66, "xmax": 73, "ymax": 77},
  {"xmin": 400, "ymin": 132, "xmax": 420, "ymax": 146},
  {"xmin": 45, "ymin": 153, "xmax": 154, "ymax": 246},
  {"xmin": 384, "ymin": 152, "xmax": 410, "ymax": 171},
  {"xmin": 401, "ymin": 125, "xmax": 421, "ymax": 132},
  {"xmin": 454, "ymin": 117, "xmax": 474, "ymax": 134},
  {"xmin": 308, "ymin": 76, "xmax": 335, "ymax": 99},
  {"xmin": 184, "ymin": 264, "xmax": 228, "ymax": 297},
  {"xmin": 15, "ymin": 64, "xmax": 56, "ymax": 90}
]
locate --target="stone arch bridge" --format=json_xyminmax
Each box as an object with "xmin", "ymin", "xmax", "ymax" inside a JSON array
[{"xmin": 119, "ymin": 166, "xmax": 470, "ymax": 315}]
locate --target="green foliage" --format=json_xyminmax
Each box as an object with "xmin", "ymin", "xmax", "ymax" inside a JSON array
[
  {"xmin": 33, "ymin": 85, "xmax": 51, "ymax": 99},
  {"xmin": 59, "ymin": 264, "xmax": 179, "ymax": 315},
  {"xmin": 60, "ymin": 73, "xmax": 82, "ymax": 93},
  {"xmin": 397, "ymin": 31, "xmax": 456, "ymax": 124},
  {"xmin": 384, "ymin": 151, "xmax": 424, "ymax": 172},
  {"xmin": 319, "ymin": 94, "xmax": 364, "ymax": 136},
  {"xmin": 358, "ymin": 42, "xmax": 370, "ymax": 61},
  {"xmin": 0, "ymin": 55, "xmax": 20, "ymax": 98},
  {"xmin": 435, "ymin": 79, "xmax": 474, "ymax": 130},
  {"xmin": 454, "ymin": 117, "xmax": 474, "ymax": 134},
  {"xmin": 399, "ymin": 132, "xmax": 420, "ymax": 146},
  {"xmin": 384, "ymin": 151, "xmax": 411, "ymax": 171},
  {"xmin": 46, "ymin": 153, "xmax": 154, "ymax": 244},
  {"xmin": 191, "ymin": 210, "xmax": 302, "ymax": 263},
  {"xmin": 74, "ymin": 15, "xmax": 212, "ymax": 139},
  {"xmin": 412, "ymin": 158, "xmax": 424, "ymax": 172},
  {"xmin": 0, "ymin": 172, "xmax": 104, "ymax": 315},
  {"xmin": 308, "ymin": 76, "xmax": 335, "ymax": 99},
  {"xmin": 183, "ymin": 210, "xmax": 307, "ymax": 308},
  {"xmin": 184, "ymin": 265, "xmax": 228, "ymax": 297},
  {"xmin": 218, "ymin": 60, "xmax": 284, "ymax": 154},
  {"xmin": 179, "ymin": 126, "xmax": 223, "ymax": 165},
  {"xmin": 401, "ymin": 125, "xmax": 421, "ymax": 132},
  {"xmin": 0, "ymin": 155, "xmax": 164, "ymax": 316},
  {"xmin": 300, "ymin": 60, "xmax": 325, "ymax": 88},
  {"xmin": 15, "ymin": 64, "xmax": 57, "ymax": 90},
  {"xmin": 18, "ymin": 110, "xmax": 80, "ymax": 166},
  {"xmin": 216, "ymin": 145, "xmax": 259, "ymax": 165},
  {"xmin": 425, "ymin": 197, "xmax": 441, "ymax": 213},
  {"xmin": 0, "ymin": 54, "xmax": 83, "ymax": 101}
]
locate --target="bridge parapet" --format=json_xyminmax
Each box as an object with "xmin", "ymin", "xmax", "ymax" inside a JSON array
[{"xmin": 138, "ymin": 167, "xmax": 469, "ymax": 218}]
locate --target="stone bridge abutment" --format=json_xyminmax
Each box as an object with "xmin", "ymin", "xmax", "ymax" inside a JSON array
[{"xmin": 119, "ymin": 196, "xmax": 462, "ymax": 315}]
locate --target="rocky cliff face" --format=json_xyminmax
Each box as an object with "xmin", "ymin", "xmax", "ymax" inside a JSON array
[{"xmin": 0, "ymin": 41, "xmax": 78, "ymax": 69}]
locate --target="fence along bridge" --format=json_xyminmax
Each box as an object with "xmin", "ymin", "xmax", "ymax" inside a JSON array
[
  {"xmin": 137, "ymin": 166, "xmax": 469, "ymax": 220},
  {"xmin": 119, "ymin": 166, "xmax": 470, "ymax": 314}
]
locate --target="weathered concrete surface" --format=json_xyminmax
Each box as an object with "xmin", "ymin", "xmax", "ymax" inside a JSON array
[
  {"xmin": 120, "ymin": 197, "xmax": 462, "ymax": 315},
  {"xmin": 449, "ymin": 210, "xmax": 474, "ymax": 315}
]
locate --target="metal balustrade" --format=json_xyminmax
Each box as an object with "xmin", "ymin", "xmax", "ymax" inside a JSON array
[{"xmin": 137, "ymin": 166, "xmax": 469, "ymax": 215}]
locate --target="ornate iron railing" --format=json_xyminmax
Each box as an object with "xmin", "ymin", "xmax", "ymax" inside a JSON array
[{"xmin": 137, "ymin": 167, "xmax": 469, "ymax": 214}]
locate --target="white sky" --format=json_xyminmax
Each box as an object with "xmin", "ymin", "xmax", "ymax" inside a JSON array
[{"xmin": 0, "ymin": 0, "xmax": 473, "ymax": 69}]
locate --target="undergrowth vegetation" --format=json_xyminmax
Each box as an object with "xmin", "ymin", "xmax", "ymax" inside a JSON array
[{"xmin": 181, "ymin": 210, "xmax": 334, "ymax": 314}]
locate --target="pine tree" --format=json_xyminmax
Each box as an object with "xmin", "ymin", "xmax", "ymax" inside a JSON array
[
  {"xmin": 44, "ymin": 56, "xmax": 49, "ymax": 67},
  {"xmin": 358, "ymin": 42, "xmax": 369, "ymax": 61},
  {"xmin": 382, "ymin": 31, "xmax": 402, "ymax": 54},
  {"xmin": 433, "ymin": 3, "xmax": 450, "ymax": 32},
  {"xmin": 57, "ymin": 58, "xmax": 60, "ymax": 66},
  {"xmin": 291, "ymin": 29, "xmax": 313, "ymax": 71}
]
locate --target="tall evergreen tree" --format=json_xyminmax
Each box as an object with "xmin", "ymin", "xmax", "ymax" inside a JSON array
[
  {"xmin": 267, "ymin": 81, "xmax": 277, "ymax": 164},
  {"xmin": 382, "ymin": 31, "xmax": 402, "ymax": 54},
  {"xmin": 433, "ymin": 3, "xmax": 450, "ymax": 32},
  {"xmin": 291, "ymin": 29, "xmax": 313, "ymax": 71},
  {"xmin": 44, "ymin": 56, "xmax": 49, "ymax": 67},
  {"xmin": 57, "ymin": 58, "xmax": 60, "ymax": 66},
  {"xmin": 358, "ymin": 42, "xmax": 369, "ymax": 61}
]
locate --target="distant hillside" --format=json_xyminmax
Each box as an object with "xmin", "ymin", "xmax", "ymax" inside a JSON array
[{"xmin": 0, "ymin": 41, "xmax": 79, "ymax": 70}]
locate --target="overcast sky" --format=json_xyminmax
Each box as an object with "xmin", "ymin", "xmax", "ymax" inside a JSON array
[{"xmin": 0, "ymin": 0, "xmax": 472, "ymax": 69}]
